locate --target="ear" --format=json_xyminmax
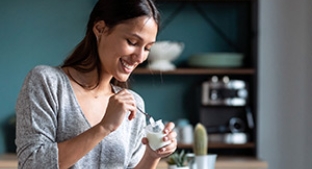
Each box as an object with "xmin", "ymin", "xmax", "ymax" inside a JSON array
[{"xmin": 93, "ymin": 20, "xmax": 106, "ymax": 37}]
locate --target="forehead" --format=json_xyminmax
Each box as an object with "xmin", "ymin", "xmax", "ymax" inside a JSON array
[{"xmin": 112, "ymin": 16, "xmax": 158, "ymax": 41}]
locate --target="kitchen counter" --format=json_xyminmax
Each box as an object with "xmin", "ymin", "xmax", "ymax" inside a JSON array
[
  {"xmin": 0, "ymin": 154, "xmax": 17, "ymax": 169},
  {"xmin": 0, "ymin": 154, "xmax": 267, "ymax": 169}
]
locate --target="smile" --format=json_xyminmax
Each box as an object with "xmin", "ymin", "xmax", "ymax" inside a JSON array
[{"xmin": 120, "ymin": 59, "xmax": 135, "ymax": 71}]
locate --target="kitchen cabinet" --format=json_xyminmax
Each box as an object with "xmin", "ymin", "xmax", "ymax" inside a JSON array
[{"xmin": 130, "ymin": 0, "xmax": 258, "ymax": 156}]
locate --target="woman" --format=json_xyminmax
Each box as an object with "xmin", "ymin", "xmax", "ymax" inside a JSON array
[{"xmin": 15, "ymin": 0, "xmax": 177, "ymax": 168}]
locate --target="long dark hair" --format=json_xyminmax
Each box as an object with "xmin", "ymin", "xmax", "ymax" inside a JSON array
[{"xmin": 62, "ymin": 0, "xmax": 160, "ymax": 89}]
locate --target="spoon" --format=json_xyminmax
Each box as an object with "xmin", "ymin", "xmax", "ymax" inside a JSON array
[
  {"xmin": 137, "ymin": 107, "xmax": 152, "ymax": 119},
  {"xmin": 137, "ymin": 107, "xmax": 161, "ymax": 132}
]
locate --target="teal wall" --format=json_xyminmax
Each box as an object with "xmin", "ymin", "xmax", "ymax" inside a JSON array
[
  {"xmin": 0, "ymin": 0, "xmax": 248, "ymax": 153},
  {"xmin": 0, "ymin": 0, "xmax": 95, "ymax": 154}
]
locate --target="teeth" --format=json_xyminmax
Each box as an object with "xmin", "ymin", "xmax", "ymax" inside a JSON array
[{"xmin": 121, "ymin": 60, "xmax": 134, "ymax": 69}]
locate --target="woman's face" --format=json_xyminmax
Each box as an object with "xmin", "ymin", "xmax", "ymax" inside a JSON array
[{"xmin": 97, "ymin": 16, "xmax": 158, "ymax": 82}]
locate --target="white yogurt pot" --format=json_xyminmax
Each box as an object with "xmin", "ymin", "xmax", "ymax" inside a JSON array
[{"xmin": 145, "ymin": 120, "xmax": 170, "ymax": 151}]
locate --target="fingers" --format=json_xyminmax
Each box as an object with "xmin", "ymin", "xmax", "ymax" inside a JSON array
[
  {"xmin": 142, "ymin": 136, "xmax": 177, "ymax": 158},
  {"xmin": 163, "ymin": 122, "xmax": 176, "ymax": 141},
  {"xmin": 163, "ymin": 122, "xmax": 175, "ymax": 134},
  {"xmin": 128, "ymin": 111, "xmax": 136, "ymax": 120},
  {"xmin": 141, "ymin": 137, "xmax": 148, "ymax": 145},
  {"xmin": 115, "ymin": 89, "xmax": 136, "ymax": 108},
  {"xmin": 156, "ymin": 136, "xmax": 177, "ymax": 157},
  {"xmin": 157, "ymin": 122, "xmax": 178, "ymax": 157},
  {"xmin": 101, "ymin": 89, "xmax": 137, "ymax": 131},
  {"xmin": 113, "ymin": 89, "xmax": 137, "ymax": 120}
]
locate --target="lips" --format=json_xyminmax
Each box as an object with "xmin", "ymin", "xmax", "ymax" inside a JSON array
[{"xmin": 120, "ymin": 59, "xmax": 135, "ymax": 73}]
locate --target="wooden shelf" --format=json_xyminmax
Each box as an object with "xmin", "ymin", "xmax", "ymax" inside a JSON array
[
  {"xmin": 133, "ymin": 68, "xmax": 255, "ymax": 75},
  {"xmin": 178, "ymin": 142, "xmax": 255, "ymax": 149}
]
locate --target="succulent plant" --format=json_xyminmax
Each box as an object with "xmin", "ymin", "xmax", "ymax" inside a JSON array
[
  {"xmin": 193, "ymin": 123, "xmax": 208, "ymax": 156},
  {"xmin": 167, "ymin": 150, "xmax": 187, "ymax": 167}
]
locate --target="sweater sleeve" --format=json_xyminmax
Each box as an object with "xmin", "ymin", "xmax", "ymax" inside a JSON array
[{"xmin": 15, "ymin": 67, "xmax": 59, "ymax": 169}]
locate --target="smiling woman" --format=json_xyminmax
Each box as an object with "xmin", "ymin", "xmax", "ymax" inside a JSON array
[
  {"xmin": 15, "ymin": 0, "xmax": 177, "ymax": 169},
  {"xmin": 62, "ymin": 0, "xmax": 160, "ymax": 89},
  {"xmin": 94, "ymin": 16, "xmax": 158, "ymax": 81}
]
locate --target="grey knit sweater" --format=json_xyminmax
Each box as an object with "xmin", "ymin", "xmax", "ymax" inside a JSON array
[{"xmin": 15, "ymin": 65, "xmax": 146, "ymax": 169}]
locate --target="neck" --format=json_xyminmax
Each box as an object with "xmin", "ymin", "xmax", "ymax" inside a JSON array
[{"xmin": 63, "ymin": 67, "xmax": 113, "ymax": 95}]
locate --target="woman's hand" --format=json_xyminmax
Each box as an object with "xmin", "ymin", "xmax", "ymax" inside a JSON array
[
  {"xmin": 142, "ymin": 122, "xmax": 178, "ymax": 158},
  {"xmin": 100, "ymin": 89, "xmax": 137, "ymax": 132}
]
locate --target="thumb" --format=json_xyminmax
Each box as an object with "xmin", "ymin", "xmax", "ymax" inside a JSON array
[{"xmin": 142, "ymin": 137, "xmax": 149, "ymax": 145}]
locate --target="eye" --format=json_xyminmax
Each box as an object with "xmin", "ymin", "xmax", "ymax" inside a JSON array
[
  {"xmin": 127, "ymin": 39, "xmax": 136, "ymax": 46},
  {"xmin": 144, "ymin": 47, "xmax": 151, "ymax": 52},
  {"xmin": 144, "ymin": 44, "xmax": 153, "ymax": 52}
]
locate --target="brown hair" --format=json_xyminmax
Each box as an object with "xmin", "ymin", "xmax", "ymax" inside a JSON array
[{"xmin": 62, "ymin": 0, "xmax": 160, "ymax": 89}]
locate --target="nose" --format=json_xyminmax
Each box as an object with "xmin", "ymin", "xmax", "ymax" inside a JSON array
[{"xmin": 131, "ymin": 47, "xmax": 147, "ymax": 64}]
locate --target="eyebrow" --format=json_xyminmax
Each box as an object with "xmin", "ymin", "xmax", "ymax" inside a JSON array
[{"xmin": 129, "ymin": 33, "xmax": 156, "ymax": 44}]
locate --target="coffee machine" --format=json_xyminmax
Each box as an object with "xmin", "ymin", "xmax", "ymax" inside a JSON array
[
  {"xmin": 198, "ymin": 76, "xmax": 254, "ymax": 144},
  {"xmin": 201, "ymin": 76, "xmax": 248, "ymax": 106}
]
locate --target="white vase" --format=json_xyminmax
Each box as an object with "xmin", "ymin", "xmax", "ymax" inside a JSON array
[{"xmin": 193, "ymin": 154, "xmax": 217, "ymax": 169}]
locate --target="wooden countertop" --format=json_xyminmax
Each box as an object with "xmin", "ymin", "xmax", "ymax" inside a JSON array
[
  {"xmin": 0, "ymin": 154, "xmax": 267, "ymax": 169},
  {"xmin": 0, "ymin": 154, "xmax": 17, "ymax": 169}
]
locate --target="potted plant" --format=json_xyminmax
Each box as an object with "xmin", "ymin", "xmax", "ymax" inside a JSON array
[
  {"xmin": 192, "ymin": 123, "xmax": 218, "ymax": 169},
  {"xmin": 166, "ymin": 150, "xmax": 189, "ymax": 169}
]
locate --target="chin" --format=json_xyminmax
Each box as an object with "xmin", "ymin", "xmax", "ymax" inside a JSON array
[{"xmin": 114, "ymin": 75, "xmax": 130, "ymax": 83}]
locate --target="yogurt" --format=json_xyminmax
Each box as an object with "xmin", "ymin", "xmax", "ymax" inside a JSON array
[{"xmin": 145, "ymin": 118, "xmax": 170, "ymax": 151}]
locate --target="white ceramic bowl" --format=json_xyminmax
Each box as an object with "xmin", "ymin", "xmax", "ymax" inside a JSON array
[{"xmin": 147, "ymin": 41, "xmax": 184, "ymax": 71}]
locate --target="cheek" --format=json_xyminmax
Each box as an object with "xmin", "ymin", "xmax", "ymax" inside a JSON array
[
  {"xmin": 98, "ymin": 43, "xmax": 116, "ymax": 60},
  {"xmin": 98, "ymin": 39, "xmax": 132, "ymax": 64}
]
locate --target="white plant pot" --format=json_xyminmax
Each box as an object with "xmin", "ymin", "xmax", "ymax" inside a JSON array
[
  {"xmin": 168, "ymin": 165, "xmax": 177, "ymax": 169},
  {"xmin": 167, "ymin": 165, "xmax": 189, "ymax": 169},
  {"xmin": 193, "ymin": 154, "xmax": 217, "ymax": 169},
  {"xmin": 177, "ymin": 166, "xmax": 189, "ymax": 169}
]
